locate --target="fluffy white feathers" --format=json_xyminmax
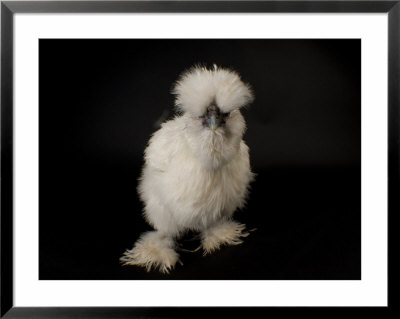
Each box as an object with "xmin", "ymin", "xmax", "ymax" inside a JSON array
[
  {"xmin": 173, "ymin": 65, "xmax": 254, "ymax": 117},
  {"xmin": 201, "ymin": 220, "xmax": 249, "ymax": 255},
  {"xmin": 138, "ymin": 114, "xmax": 254, "ymax": 236},
  {"xmin": 121, "ymin": 65, "xmax": 255, "ymax": 272},
  {"xmin": 120, "ymin": 231, "xmax": 179, "ymax": 273}
]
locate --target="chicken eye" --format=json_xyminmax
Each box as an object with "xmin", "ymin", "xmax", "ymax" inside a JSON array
[{"xmin": 218, "ymin": 112, "xmax": 230, "ymax": 125}]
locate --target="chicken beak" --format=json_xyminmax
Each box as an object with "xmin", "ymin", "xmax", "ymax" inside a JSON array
[
  {"xmin": 205, "ymin": 104, "xmax": 222, "ymax": 130},
  {"xmin": 208, "ymin": 114, "xmax": 220, "ymax": 131}
]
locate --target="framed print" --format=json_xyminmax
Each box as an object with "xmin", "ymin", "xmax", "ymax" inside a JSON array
[{"xmin": 1, "ymin": 0, "xmax": 396, "ymax": 317}]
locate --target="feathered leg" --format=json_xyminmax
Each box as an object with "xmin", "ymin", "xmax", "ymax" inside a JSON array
[
  {"xmin": 120, "ymin": 231, "xmax": 180, "ymax": 273},
  {"xmin": 201, "ymin": 219, "xmax": 249, "ymax": 255}
]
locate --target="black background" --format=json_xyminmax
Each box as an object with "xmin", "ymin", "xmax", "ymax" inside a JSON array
[{"xmin": 39, "ymin": 39, "xmax": 360, "ymax": 280}]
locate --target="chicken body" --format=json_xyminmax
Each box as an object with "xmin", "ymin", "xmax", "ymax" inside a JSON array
[
  {"xmin": 120, "ymin": 65, "xmax": 255, "ymax": 273},
  {"xmin": 139, "ymin": 113, "xmax": 253, "ymax": 236}
]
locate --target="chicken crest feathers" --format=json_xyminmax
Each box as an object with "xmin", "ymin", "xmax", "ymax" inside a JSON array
[{"xmin": 172, "ymin": 65, "xmax": 254, "ymax": 117}]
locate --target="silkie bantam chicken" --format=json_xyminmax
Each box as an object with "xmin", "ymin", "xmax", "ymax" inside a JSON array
[{"xmin": 120, "ymin": 65, "xmax": 255, "ymax": 273}]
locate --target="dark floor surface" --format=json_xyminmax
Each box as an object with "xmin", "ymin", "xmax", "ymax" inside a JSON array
[{"xmin": 39, "ymin": 165, "xmax": 360, "ymax": 280}]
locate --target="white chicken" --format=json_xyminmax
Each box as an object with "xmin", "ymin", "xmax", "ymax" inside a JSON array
[{"xmin": 120, "ymin": 65, "xmax": 255, "ymax": 273}]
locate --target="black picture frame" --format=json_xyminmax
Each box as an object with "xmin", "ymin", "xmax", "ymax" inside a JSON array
[{"xmin": 0, "ymin": 1, "xmax": 396, "ymax": 318}]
